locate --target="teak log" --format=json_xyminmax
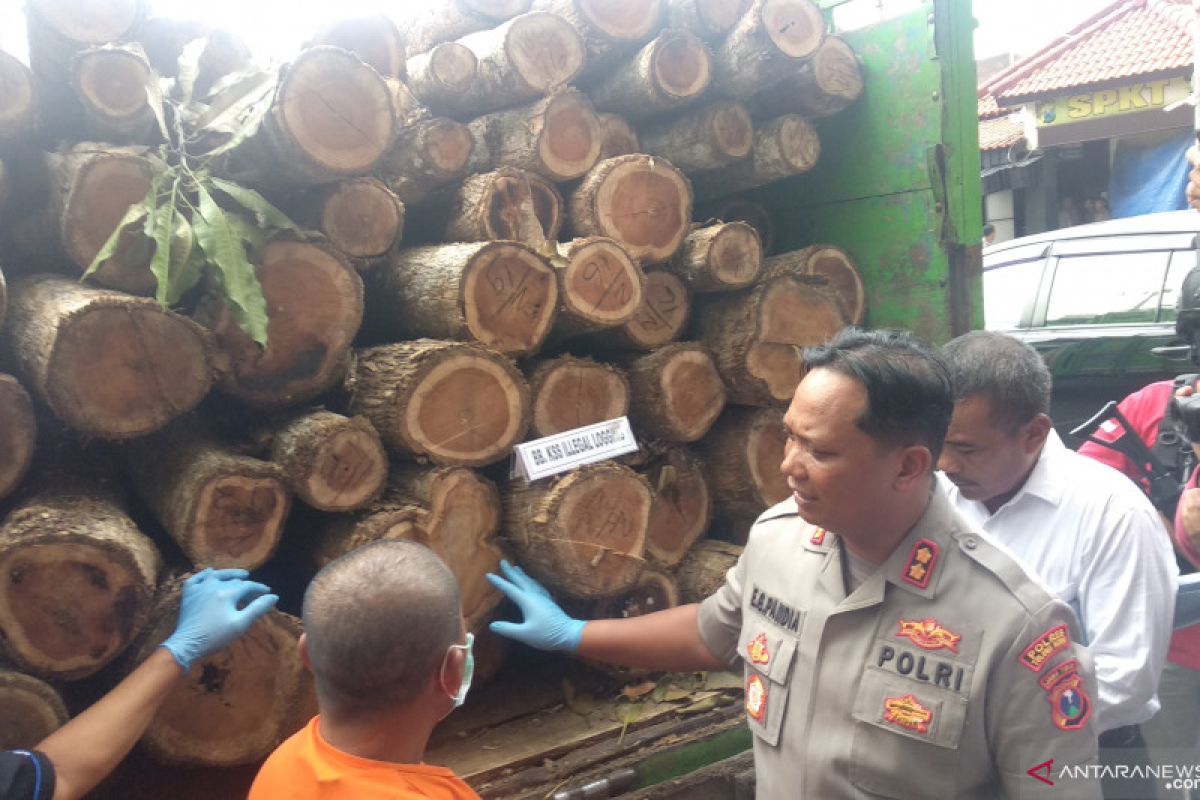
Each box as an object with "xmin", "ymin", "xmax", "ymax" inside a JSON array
[
  {"xmin": 696, "ymin": 196, "xmax": 774, "ymax": 254},
  {"xmin": 406, "ymin": 43, "xmax": 479, "ymax": 113},
  {"xmin": 591, "ymin": 568, "xmax": 679, "ymax": 620},
  {"xmin": 638, "ymin": 100, "xmax": 754, "ymax": 174},
  {"xmin": 351, "ymin": 340, "xmax": 531, "ymax": 467},
  {"xmin": 364, "ymin": 241, "xmax": 557, "ymax": 356},
  {"xmin": 596, "ymin": 113, "xmax": 640, "ymax": 160},
  {"xmin": 268, "ymin": 411, "xmax": 387, "ymax": 513},
  {"xmin": 0, "ymin": 669, "xmax": 68, "ymax": 749},
  {"xmin": 72, "ymin": 44, "xmax": 158, "ymax": 144},
  {"xmin": 711, "ymin": 0, "xmax": 826, "ymax": 97},
  {"xmin": 616, "ymin": 343, "xmax": 727, "ymax": 443},
  {"xmin": 5, "ymin": 275, "xmax": 212, "ymax": 439},
  {"xmin": 698, "ymin": 405, "xmax": 789, "ymax": 541},
  {"xmin": 674, "ymin": 540, "xmax": 742, "ymax": 603},
  {"xmin": 589, "ymin": 30, "xmax": 711, "ymax": 123},
  {"xmin": 0, "ymin": 50, "xmax": 37, "ymax": 147},
  {"xmin": 504, "ymin": 462, "xmax": 651, "ymax": 600},
  {"xmin": 0, "ymin": 481, "xmax": 159, "ymax": 680},
  {"xmin": 405, "ymin": 0, "xmax": 533, "ymax": 56},
  {"xmin": 745, "ymin": 35, "xmax": 864, "ymax": 119},
  {"xmin": 639, "ymin": 446, "xmax": 711, "ymax": 568},
  {"xmin": 527, "ymin": 356, "xmax": 630, "ymax": 438},
  {"xmin": 575, "ymin": 268, "xmax": 691, "ymax": 351},
  {"xmin": 197, "ymin": 240, "xmax": 363, "ymax": 410},
  {"xmin": 551, "ymin": 237, "xmax": 644, "ymax": 338},
  {"xmin": 415, "ymin": 167, "xmax": 562, "ymax": 246},
  {"xmin": 125, "ymin": 422, "xmax": 290, "ymax": 570},
  {"xmin": 467, "ymin": 88, "xmax": 602, "ymax": 182},
  {"xmin": 380, "ymin": 117, "xmax": 474, "ymax": 206},
  {"xmin": 284, "ymin": 178, "xmax": 405, "ymax": 259},
  {"xmin": 218, "ymin": 47, "xmax": 395, "ymax": 189},
  {"xmin": 569, "ymin": 154, "xmax": 693, "ymax": 264},
  {"xmin": 664, "ymin": 0, "xmax": 753, "ymax": 41},
  {"xmin": 691, "ymin": 115, "xmax": 820, "ymax": 199},
  {"xmin": 139, "ymin": 19, "xmax": 252, "ymax": 95},
  {"xmin": 693, "ymin": 276, "xmax": 847, "ymax": 406},
  {"xmin": 667, "ymin": 221, "xmax": 762, "ymax": 292},
  {"xmin": 762, "ymin": 244, "xmax": 865, "ymax": 325},
  {"xmin": 529, "ymin": 0, "xmax": 664, "ymax": 75},
  {"xmin": 307, "ymin": 15, "xmax": 407, "ymax": 80},
  {"xmin": 0, "ymin": 375, "xmax": 36, "ymax": 502}
]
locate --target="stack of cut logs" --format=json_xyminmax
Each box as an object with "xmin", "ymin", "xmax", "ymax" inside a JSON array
[{"xmin": 0, "ymin": 0, "xmax": 866, "ymax": 776}]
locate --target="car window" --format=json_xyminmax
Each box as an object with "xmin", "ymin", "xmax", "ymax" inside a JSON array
[
  {"xmin": 1044, "ymin": 251, "xmax": 1170, "ymax": 327},
  {"xmin": 1162, "ymin": 249, "xmax": 1199, "ymax": 323},
  {"xmin": 983, "ymin": 259, "xmax": 1042, "ymax": 330}
]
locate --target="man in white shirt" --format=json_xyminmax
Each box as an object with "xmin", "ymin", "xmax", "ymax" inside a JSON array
[{"xmin": 938, "ymin": 331, "xmax": 1176, "ymax": 797}]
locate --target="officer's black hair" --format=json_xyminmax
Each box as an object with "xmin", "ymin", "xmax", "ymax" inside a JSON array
[
  {"xmin": 302, "ymin": 540, "xmax": 461, "ymax": 715},
  {"xmin": 982, "ymin": 223, "xmax": 995, "ymax": 236},
  {"xmin": 941, "ymin": 330, "xmax": 1050, "ymax": 432},
  {"xmin": 802, "ymin": 328, "xmax": 953, "ymax": 462}
]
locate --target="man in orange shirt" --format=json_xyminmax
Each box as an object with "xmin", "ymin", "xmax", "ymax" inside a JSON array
[{"xmin": 249, "ymin": 541, "xmax": 479, "ymax": 800}]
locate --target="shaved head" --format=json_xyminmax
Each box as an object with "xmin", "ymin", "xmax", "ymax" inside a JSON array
[{"xmin": 302, "ymin": 541, "xmax": 461, "ymax": 714}]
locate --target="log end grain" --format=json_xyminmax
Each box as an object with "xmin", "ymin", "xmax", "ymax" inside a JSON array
[
  {"xmin": 806, "ymin": 245, "xmax": 865, "ymax": 325},
  {"xmin": 537, "ymin": 91, "xmax": 603, "ymax": 182},
  {"xmin": 64, "ymin": 150, "xmax": 156, "ymax": 292},
  {"xmin": 747, "ymin": 278, "xmax": 847, "ymax": 403},
  {"xmin": 529, "ymin": 356, "xmax": 630, "ymax": 438},
  {"xmin": 503, "ymin": 12, "xmax": 585, "ymax": 93},
  {"xmin": 0, "ymin": 375, "xmax": 36, "ymax": 501},
  {"xmin": 642, "ymin": 448, "xmax": 711, "ymax": 568},
  {"xmin": 74, "ymin": 46, "xmax": 153, "ymax": 126},
  {"xmin": 652, "ymin": 29, "xmax": 711, "ymax": 101},
  {"xmin": 462, "ymin": 242, "xmax": 558, "ymax": 354},
  {"xmin": 309, "ymin": 15, "xmax": 407, "ymax": 80},
  {"xmin": 271, "ymin": 412, "xmax": 388, "ymax": 512},
  {"xmin": 557, "ymin": 237, "xmax": 643, "ymax": 330},
  {"xmin": 28, "ymin": 0, "xmax": 143, "ymax": 45},
  {"xmin": 687, "ymin": 0, "xmax": 753, "ymax": 39},
  {"xmin": 628, "ymin": 343, "xmax": 726, "ymax": 442},
  {"xmin": 619, "ymin": 269, "xmax": 690, "ymax": 350},
  {"xmin": 760, "ymin": 0, "xmax": 826, "ymax": 60},
  {"xmin": 674, "ymin": 540, "xmax": 743, "ymax": 603},
  {"xmin": 808, "ymin": 35, "xmax": 864, "ymax": 117},
  {"xmin": 320, "ymin": 178, "xmax": 405, "ymax": 258},
  {"xmin": 578, "ymin": 0, "xmax": 664, "ymax": 41},
  {"xmin": 596, "ymin": 113, "xmax": 639, "ymax": 160},
  {"xmin": 191, "ymin": 472, "xmax": 290, "ymax": 569},
  {"xmin": 591, "ymin": 568, "xmax": 679, "ymax": 620},
  {"xmin": 411, "ymin": 42, "xmax": 479, "ymax": 99},
  {"xmin": 0, "ymin": 669, "xmax": 68, "ymax": 749}
]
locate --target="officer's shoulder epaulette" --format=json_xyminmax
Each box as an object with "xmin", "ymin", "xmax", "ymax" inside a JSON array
[
  {"xmin": 753, "ymin": 497, "xmax": 799, "ymax": 525},
  {"xmin": 951, "ymin": 528, "xmax": 1058, "ymax": 616}
]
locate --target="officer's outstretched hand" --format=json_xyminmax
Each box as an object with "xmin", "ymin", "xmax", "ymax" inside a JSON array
[
  {"xmin": 487, "ymin": 560, "xmax": 586, "ymax": 652},
  {"xmin": 161, "ymin": 568, "xmax": 279, "ymax": 671}
]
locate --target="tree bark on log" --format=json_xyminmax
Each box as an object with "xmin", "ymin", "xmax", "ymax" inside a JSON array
[
  {"xmin": 125, "ymin": 422, "xmax": 291, "ymax": 570},
  {"xmin": 527, "ymin": 356, "xmax": 630, "ymax": 438},
  {"xmin": 693, "ymin": 276, "xmax": 846, "ymax": 406},
  {"xmin": 615, "ymin": 343, "xmax": 727, "ymax": 442},
  {"xmin": 350, "ymin": 340, "xmax": 531, "ymax": 467},
  {"xmin": 674, "ymin": 540, "xmax": 742, "ymax": 603},
  {"xmin": 695, "ymin": 196, "xmax": 774, "ymax": 254},
  {"xmin": 550, "ymin": 237, "xmax": 644, "ymax": 338},
  {"xmin": 413, "ymin": 167, "xmax": 562, "ymax": 246},
  {"xmin": 307, "ymin": 15, "xmax": 407, "ymax": 80},
  {"xmin": 697, "ymin": 405, "xmax": 789, "ymax": 541},
  {"xmin": 0, "ymin": 375, "xmax": 36, "ymax": 502},
  {"xmin": 529, "ymin": 0, "xmax": 664, "ymax": 75},
  {"xmin": 404, "ymin": 0, "xmax": 533, "ymax": 56},
  {"xmin": 363, "ymin": 241, "xmax": 557, "ymax": 356},
  {"xmin": 711, "ymin": 0, "xmax": 826, "ymax": 97},
  {"xmin": 667, "ymin": 222, "xmax": 762, "ymax": 292},
  {"xmin": 574, "ymin": 268, "xmax": 690, "ymax": 351},
  {"xmin": 664, "ymin": 0, "xmax": 752, "ymax": 41},
  {"xmin": 638, "ymin": 100, "xmax": 754, "ymax": 174},
  {"xmin": 0, "ymin": 482, "xmax": 159, "ymax": 680},
  {"xmin": 691, "ymin": 115, "xmax": 819, "ymax": 199},
  {"xmin": 744, "ymin": 35, "xmax": 864, "ymax": 119},
  {"xmin": 405, "ymin": 44, "xmax": 479, "ymax": 113},
  {"xmin": 267, "ymin": 411, "xmax": 388, "ymax": 513},
  {"xmin": 596, "ymin": 113, "xmax": 639, "ymax": 160},
  {"xmin": 762, "ymin": 244, "xmax": 865, "ymax": 325},
  {"xmin": 467, "ymin": 88, "xmax": 602, "ymax": 182},
  {"xmin": 504, "ymin": 462, "xmax": 650, "ymax": 600},
  {"xmin": 196, "ymin": 240, "xmax": 363, "ymax": 410},
  {"xmin": 588, "ymin": 30, "xmax": 711, "ymax": 122},
  {"xmin": 569, "ymin": 155, "xmax": 693, "ymax": 264},
  {"xmin": 0, "ymin": 669, "xmax": 68, "ymax": 749},
  {"xmin": 0, "ymin": 50, "xmax": 37, "ymax": 148},
  {"xmin": 72, "ymin": 44, "xmax": 158, "ymax": 144},
  {"xmin": 379, "ymin": 117, "xmax": 474, "ymax": 207},
  {"xmin": 639, "ymin": 446, "xmax": 711, "ymax": 568},
  {"xmin": 283, "ymin": 178, "xmax": 404, "ymax": 260},
  {"xmin": 5, "ymin": 275, "xmax": 213, "ymax": 439},
  {"xmin": 437, "ymin": 12, "xmax": 585, "ymax": 119},
  {"xmin": 132, "ymin": 595, "xmax": 310, "ymax": 767},
  {"xmin": 218, "ymin": 47, "xmax": 396, "ymax": 189}
]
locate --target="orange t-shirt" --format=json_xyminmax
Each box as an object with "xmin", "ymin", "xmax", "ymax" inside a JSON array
[{"xmin": 249, "ymin": 717, "xmax": 480, "ymax": 800}]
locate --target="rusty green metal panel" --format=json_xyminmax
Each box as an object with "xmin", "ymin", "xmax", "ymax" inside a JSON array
[{"xmin": 762, "ymin": 0, "xmax": 983, "ymax": 343}]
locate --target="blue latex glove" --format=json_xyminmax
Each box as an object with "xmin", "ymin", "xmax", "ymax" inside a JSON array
[
  {"xmin": 487, "ymin": 560, "xmax": 586, "ymax": 652},
  {"xmin": 160, "ymin": 568, "xmax": 279, "ymax": 671}
]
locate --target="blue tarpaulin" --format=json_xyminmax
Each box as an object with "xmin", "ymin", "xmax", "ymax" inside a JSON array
[{"xmin": 1109, "ymin": 127, "xmax": 1194, "ymax": 218}]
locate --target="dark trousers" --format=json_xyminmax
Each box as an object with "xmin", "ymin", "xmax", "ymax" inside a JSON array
[{"xmin": 1101, "ymin": 724, "xmax": 1155, "ymax": 799}]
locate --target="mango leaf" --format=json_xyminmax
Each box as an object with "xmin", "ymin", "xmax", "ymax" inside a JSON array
[
  {"xmin": 614, "ymin": 700, "xmax": 643, "ymax": 746},
  {"xmin": 621, "ymin": 681, "xmax": 657, "ymax": 700},
  {"xmin": 195, "ymin": 71, "xmax": 275, "ymax": 158},
  {"xmin": 147, "ymin": 177, "xmax": 178, "ymax": 305},
  {"xmin": 700, "ymin": 671, "xmax": 744, "ymax": 691},
  {"xmin": 207, "ymin": 176, "xmax": 301, "ymax": 233},
  {"xmin": 83, "ymin": 186, "xmax": 156, "ymax": 281},
  {"xmin": 165, "ymin": 216, "xmax": 203, "ymax": 305},
  {"xmin": 174, "ymin": 36, "xmax": 207, "ymax": 105},
  {"xmin": 145, "ymin": 75, "xmax": 169, "ymax": 141},
  {"xmin": 225, "ymin": 210, "xmax": 267, "ymax": 261},
  {"xmin": 193, "ymin": 183, "xmax": 269, "ymax": 345}
]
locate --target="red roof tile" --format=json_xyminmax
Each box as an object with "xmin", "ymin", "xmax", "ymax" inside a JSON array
[
  {"xmin": 984, "ymin": 0, "xmax": 1193, "ymax": 104},
  {"xmin": 979, "ymin": 116, "xmax": 1026, "ymax": 152},
  {"xmin": 978, "ymin": 93, "xmax": 1005, "ymax": 120}
]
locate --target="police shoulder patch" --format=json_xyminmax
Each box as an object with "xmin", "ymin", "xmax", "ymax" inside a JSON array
[
  {"xmin": 1019, "ymin": 624, "xmax": 1070, "ymax": 673},
  {"xmin": 901, "ymin": 539, "xmax": 938, "ymax": 590},
  {"xmin": 1044, "ymin": 669, "xmax": 1091, "ymax": 731}
]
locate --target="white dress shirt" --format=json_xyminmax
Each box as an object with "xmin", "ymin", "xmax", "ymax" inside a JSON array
[{"xmin": 940, "ymin": 431, "xmax": 1177, "ymax": 732}]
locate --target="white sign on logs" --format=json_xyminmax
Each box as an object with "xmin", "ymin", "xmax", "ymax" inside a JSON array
[{"xmin": 511, "ymin": 417, "xmax": 639, "ymax": 481}]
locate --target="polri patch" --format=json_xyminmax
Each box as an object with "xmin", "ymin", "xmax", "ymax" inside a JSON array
[
  {"xmin": 1020, "ymin": 624, "xmax": 1070, "ymax": 673},
  {"xmin": 747, "ymin": 633, "xmax": 771, "ymax": 666},
  {"xmin": 896, "ymin": 618, "xmax": 961, "ymax": 653},
  {"xmin": 810, "ymin": 527, "xmax": 826, "ymax": 546},
  {"xmin": 883, "ymin": 693, "xmax": 933, "ymax": 735},
  {"xmin": 1045, "ymin": 671, "xmax": 1091, "ymax": 731},
  {"xmin": 1038, "ymin": 659, "xmax": 1080, "ymax": 692},
  {"xmin": 901, "ymin": 539, "xmax": 938, "ymax": 590},
  {"xmin": 745, "ymin": 673, "xmax": 768, "ymax": 723}
]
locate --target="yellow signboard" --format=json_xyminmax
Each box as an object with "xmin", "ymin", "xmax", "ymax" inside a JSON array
[{"xmin": 1034, "ymin": 76, "xmax": 1191, "ymax": 128}]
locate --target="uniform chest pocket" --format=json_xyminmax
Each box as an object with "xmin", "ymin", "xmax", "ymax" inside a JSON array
[
  {"xmin": 737, "ymin": 621, "xmax": 799, "ymax": 747},
  {"xmin": 849, "ymin": 669, "xmax": 969, "ymax": 799}
]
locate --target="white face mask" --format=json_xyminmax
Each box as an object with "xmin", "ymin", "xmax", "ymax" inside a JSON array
[{"xmin": 442, "ymin": 633, "xmax": 474, "ymax": 708}]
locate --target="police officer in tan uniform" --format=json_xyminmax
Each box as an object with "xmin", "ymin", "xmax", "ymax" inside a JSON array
[{"xmin": 487, "ymin": 328, "xmax": 1101, "ymax": 798}]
